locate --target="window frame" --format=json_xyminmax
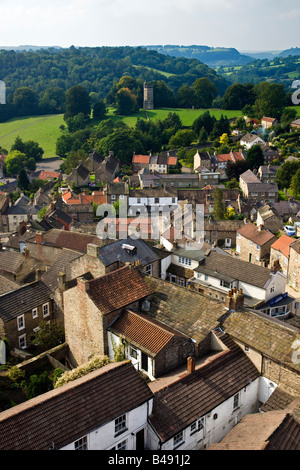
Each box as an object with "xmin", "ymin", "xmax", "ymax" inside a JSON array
[
  {"xmin": 17, "ymin": 314, "xmax": 25, "ymax": 331},
  {"xmin": 74, "ymin": 435, "xmax": 88, "ymax": 450},
  {"xmin": 32, "ymin": 307, "xmax": 38, "ymax": 319},
  {"xmin": 114, "ymin": 413, "xmax": 127, "ymax": 436},
  {"xmin": 18, "ymin": 333, "xmax": 26, "ymax": 349},
  {"xmin": 173, "ymin": 430, "xmax": 184, "ymax": 449},
  {"xmin": 42, "ymin": 302, "xmax": 50, "ymax": 318}
]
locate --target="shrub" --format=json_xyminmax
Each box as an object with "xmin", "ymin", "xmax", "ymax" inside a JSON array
[
  {"xmin": 54, "ymin": 355, "xmax": 111, "ymax": 388},
  {"xmin": 7, "ymin": 366, "xmax": 25, "ymax": 383}
]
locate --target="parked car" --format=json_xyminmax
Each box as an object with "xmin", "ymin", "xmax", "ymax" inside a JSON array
[{"xmin": 284, "ymin": 225, "xmax": 296, "ymax": 236}]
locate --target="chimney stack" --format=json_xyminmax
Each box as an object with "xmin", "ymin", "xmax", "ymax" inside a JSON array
[
  {"xmin": 187, "ymin": 355, "xmax": 196, "ymax": 374},
  {"xmin": 77, "ymin": 276, "xmax": 89, "ymax": 292},
  {"xmin": 36, "ymin": 231, "xmax": 44, "ymax": 245},
  {"xmin": 58, "ymin": 272, "xmax": 67, "ymax": 292},
  {"xmin": 35, "ymin": 269, "xmax": 42, "ymax": 281}
]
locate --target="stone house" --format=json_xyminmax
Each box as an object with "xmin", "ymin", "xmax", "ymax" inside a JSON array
[
  {"xmin": 68, "ymin": 238, "xmax": 161, "ymax": 281},
  {"xmin": 291, "ymin": 119, "xmax": 300, "ymax": 129},
  {"xmin": 138, "ymin": 172, "xmax": 200, "ymax": 190},
  {"xmin": 287, "ymin": 239, "xmax": 300, "ymax": 297},
  {"xmin": 258, "ymin": 165, "xmax": 280, "ymax": 184},
  {"xmin": 132, "ymin": 154, "xmax": 150, "ymax": 173},
  {"xmin": 149, "ymin": 154, "xmax": 178, "ymax": 174},
  {"xmin": 221, "ymin": 309, "xmax": 300, "ymax": 397},
  {"xmin": 0, "ymin": 195, "xmax": 9, "ymax": 232},
  {"xmin": 106, "ymin": 181, "xmax": 129, "ymax": 205},
  {"xmin": 65, "ymin": 162, "xmax": 90, "ymax": 187},
  {"xmin": 0, "ymin": 361, "xmax": 154, "ymax": 451},
  {"xmin": 239, "ymin": 169, "xmax": 278, "ymax": 204},
  {"xmin": 83, "ymin": 149, "xmax": 103, "ymax": 172},
  {"xmin": 0, "ymin": 280, "xmax": 53, "ymax": 350},
  {"xmin": 270, "ymin": 200, "xmax": 300, "ymax": 223},
  {"xmin": 94, "ymin": 152, "xmax": 119, "ymax": 183},
  {"xmin": 256, "ymin": 204, "xmax": 283, "ymax": 234},
  {"xmin": 193, "ymin": 150, "xmax": 212, "ymax": 171},
  {"xmin": 107, "ymin": 309, "xmax": 193, "ymax": 380},
  {"xmin": 236, "ymin": 223, "xmax": 277, "ymax": 266},
  {"xmin": 261, "ymin": 117, "xmax": 278, "ymax": 129},
  {"xmin": 0, "ymin": 249, "xmax": 44, "ymax": 284},
  {"xmin": 63, "ymin": 266, "xmax": 154, "ymax": 366},
  {"xmin": 203, "ymin": 219, "xmax": 244, "ymax": 248},
  {"xmin": 257, "ymin": 144, "xmax": 280, "ymax": 164},
  {"xmin": 147, "ymin": 331, "xmax": 261, "ymax": 451},
  {"xmin": 269, "ymin": 234, "xmax": 295, "ymax": 277}
]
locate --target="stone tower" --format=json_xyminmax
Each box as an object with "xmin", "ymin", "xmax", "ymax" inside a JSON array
[{"xmin": 143, "ymin": 82, "xmax": 154, "ymax": 110}]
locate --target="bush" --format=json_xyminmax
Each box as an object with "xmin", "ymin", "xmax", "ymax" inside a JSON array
[
  {"xmin": 26, "ymin": 371, "xmax": 53, "ymax": 399},
  {"xmin": 7, "ymin": 366, "xmax": 25, "ymax": 383},
  {"xmin": 54, "ymin": 355, "xmax": 111, "ymax": 388}
]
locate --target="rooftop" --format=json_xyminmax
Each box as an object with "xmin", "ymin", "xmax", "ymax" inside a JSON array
[
  {"xmin": 98, "ymin": 237, "xmax": 160, "ymax": 267},
  {"xmin": 86, "ymin": 266, "xmax": 154, "ymax": 315},
  {"xmin": 237, "ymin": 223, "xmax": 276, "ymax": 246},
  {"xmin": 149, "ymin": 331, "xmax": 260, "ymax": 443},
  {"xmin": 0, "ymin": 361, "xmax": 153, "ymax": 450},
  {"xmin": 271, "ymin": 234, "xmax": 295, "ymax": 258}
]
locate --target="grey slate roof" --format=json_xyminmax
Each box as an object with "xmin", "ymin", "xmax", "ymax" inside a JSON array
[
  {"xmin": 98, "ymin": 237, "xmax": 160, "ymax": 267},
  {"xmin": 195, "ymin": 251, "xmax": 272, "ymax": 288},
  {"xmin": 0, "ymin": 280, "xmax": 52, "ymax": 322},
  {"xmin": 42, "ymin": 248, "xmax": 83, "ymax": 291}
]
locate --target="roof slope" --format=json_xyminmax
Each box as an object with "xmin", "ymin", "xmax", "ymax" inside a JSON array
[
  {"xmin": 109, "ymin": 309, "xmax": 188, "ymax": 356},
  {"xmin": 87, "ymin": 266, "xmax": 154, "ymax": 315},
  {"xmin": 271, "ymin": 234, "xmax": 295, "ymax": 258},
  {"xmin": 237, "ymin": 223, "xmax": 276, "ymax": 245},
  {"xmin": 265, "ymin": 410, "xmax": 300, "ymax": 450},
  {"xmin": 42, "ymin": 248, "xmax": 83, "ymax": 291},
  {"xmin": 143, "ymin": 276, "xmax": 228, "ymax": 343},
  {"xmin": 149, "ymin": 332, "xmax": 260, "ymax": 443},
  {"xmin": 195, "ymin": 251, "xmax": 272, "ymax": 288},
  {"xmin": 0, "ymin": 361, "xmax": 153, "ymax": 450},
  {"xmin": 0, "ymin": 281, "xmax": 52, "ymax": 322},
  {"xmin": 222, "ymin": 309, "xmax": 300, "ymax": 376},
  {"xmin": 0, "ymin": 251, "xmax": 24, "ymax": 274},
  {"xmin": 98, "ymin": 237, "xmax": 159, "ymax": 267},
  {"xmin": 27, "ymin": 229, "xmax": 110, "ymax": 253}
]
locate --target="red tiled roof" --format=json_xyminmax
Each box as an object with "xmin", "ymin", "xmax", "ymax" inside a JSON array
[
  {"xmin": 110, "ymin": 309, "xmax": 186, "ymax": 355},
  {"xmin": 38, "ymin": 171, "xmax": 60, "ymax": 180},
  {"xmin": 168, "ymin": 156, "xmax": 177, "ymax": 166},
  {"xmin": 87, "ymin": 266, "xmax": 154, "ymax": 314},
  {"xmin": 271, "ymin": 234, "xmax": 295, "ymax": 258},
  {"xmin": 262, "ymin": 117, "xmax": 276, "ymax": 123},
  {"xmin": 237, "ymin": 223, "xmax": 276, "ymax": 245},
  {"xmin": 132, "ymin": 154, "xmax": 150, "ymax": 164}
]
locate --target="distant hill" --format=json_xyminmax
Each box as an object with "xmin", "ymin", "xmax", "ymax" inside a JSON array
[
  {"xmin": 280, "ymin": 47, "xmax": 300, "ymax": 58},
  {"xmin": 144, "ymin": 45, "xmax": 253, "ymax": 67},
  {"xmin": 241, "ymin": 50, "xmax": 283, "ymax": 60},
  {"xmin": 0, "ymin": 45, "xmax": 229, "ymax": 101},
  {"xmin": 0, "ymin": 45, "xmax": 62, "ymax": 51}
]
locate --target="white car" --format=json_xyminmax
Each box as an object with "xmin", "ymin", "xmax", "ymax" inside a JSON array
[{"xmin": 284, "ymin": 225, "xmax": 296, "ymax": 236}]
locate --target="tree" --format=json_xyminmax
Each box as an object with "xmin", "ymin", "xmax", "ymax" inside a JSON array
[
  {"xmin": 254, "ymin": 82, "xmax": 287, "ymax": 119},
  {"xmin": 39, "ymin": 87, "xmax": 65, "ymax": 114},
  {"xmin": 176, "ymin": 84, "xmax": 195, "ymax": 108},
  {"xmin": 213, "ymin": 188, "xmax": 225, "ymax": 220},
  {"xmin": 12, "ymin": 87, "xmax": 38, "ymax": 116},
  {"xmin": 245, "ymin": 144, "xmax": 265, "ymax": 170},
  {"xmin": 168, "ymin": 129, "xmax": 196, "ymax": 149},
  {"xmin": 210, "ymin": 115, "xmax": 230, "ymax": 139},
  {"xmin": 222, "ymin": 83, "xmax": 255, "ymax": 110},
  {"xmin": 5, "ymin": 150, "xmax": 28, "ymax": 176},
  {"xmin": 11, "ymin": 137, "xmax": 44, "ymax": 162},
  {"xmin": 92, "ymin": 100, "xmax": 107, "ymax": 121},
  {"xmin": 219, "ymin": 133, "xmax": 229, "ymax": 146},
  {"xmin": 192, "ymin": 111, "xmax": 216, "ymax": 135},
  {"xmin": 17, "ymin": 169, "xmax": 30, "ymax": 191},
  {"xmin": 30, "ymin": 320, "xmax": 65, "ymax": 351},
  {"xmin": 226, "ymin": 160, "xmax": 250, "ymax": 180},
  {"xmin": 26, "ymin": 372, "xmax": 53, "ymax": 399},
  {"xmin": 291, "ymin": 169, "xmax": 300, "ymax": 198},
  {"xmin": 276, "ymin": 160, "xmax": 300, "ymax": 190},
  {"xmin": 193, "ymin": 78, "xmax": 218, "ymax": 109},
  {"xmin": 64, "ymin": 85, "xmax": 91, "ymax": 119},
  {"xmin": 115, "ymin": 87, "xmax": 139, "ymax": 115},
  {"xmin": 199, "ymin": 127, "xmax": 208, "ymax": 145}
]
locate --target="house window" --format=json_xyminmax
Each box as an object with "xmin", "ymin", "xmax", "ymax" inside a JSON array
[
  {"xmin": 17, "ymin": 315, "xmax": 25, "ymax": 331},
  {"xmin": 137, "ymin": 198, "xmax": 141, "ymax": 204},
  {"xmin": 115, "ymin": 414, "xmax": 127, "ymax": 435},
  {"xmin": 197, "ymin": 273, "xmax": 201, "ymax": 279},
  {"xmin": 173, "ymin": 431, "xmax": 184, "ymax": 448},
  {"xmin": 145, "ymin": 264, "xmax": 152, "ymax": 275},
  {"xmin": 177, "ymin": 278, "xmax": 185, "ymax": 287},
  {"xmin": 220, "ymin": 280, "xmax": 230, "ymax": 288},
  {"xmin": 116, "ymin": 440, "xmax": 127, "ymax": 450},
  {"xmin": 129, "ymin": 346, "xmax": 137, "ymax": 359},
  {"xmin": 18, "ymin": 334, "xmax": 26, "ymax": 349},
  {"xmin": 154, "ymin": 198, "xmax": 159, "ymax": 203},
  {"xmin": 32, "ymin": 308, "xmax": 38, "ymax": 319},
  {"xmin": 190, "ymin": 417, "xmax": 204, "ymax": 435},
  {"xmin": 74, "ymin": 436, "xmax": 88, "ymax": 450},
  {"xmin": 270, "ymin": 286, "xmax": 275, "ymax": 293},
  {"xmin": 172, "ymin": 198, "xmax": 176, "ymax": 203},
  {"xmin": 119, "ymin": 195, "xmax": 124, "ymax": 200},
  {"xmin": 111, "ymin": 195, "xmax": 116, "ymax": 200},
  {"xmin": 43, "ymin": 303, "xmax": 50, "ymax": 318},
  {"xmin": 233, "ymin": 393, "xmax": 240, "ymax": 410},
  {"xmin": 205, "ymin": 275, "xmax": 208, "ymax": 281}
]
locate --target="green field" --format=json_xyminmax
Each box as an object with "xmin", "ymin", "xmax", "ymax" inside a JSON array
[
  {"xmin": 107, "ymin": 107, "xmax": 243, "ymax": 127},
  {"xmin": 0, "ymin": 114, "xmax": 64, "ymax": 158}
]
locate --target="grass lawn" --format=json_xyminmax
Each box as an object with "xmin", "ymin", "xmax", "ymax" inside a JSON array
[
  {"xmin": 0, "ymin": 114, "xmax": 64, "ymax": 158},
  {"xmin": 107, "ymin": 107, "xmax": 243, "ymax": 127}
]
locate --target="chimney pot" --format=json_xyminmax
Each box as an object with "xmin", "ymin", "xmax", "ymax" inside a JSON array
[{"xmin": 187, "ymin": 355, "xmax": 196, "ymax": 374}]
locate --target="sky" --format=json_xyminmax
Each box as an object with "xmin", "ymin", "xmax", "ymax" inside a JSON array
[{"xmin": 0, "ymin": 0, "xmax": 299, "ymax": 52}]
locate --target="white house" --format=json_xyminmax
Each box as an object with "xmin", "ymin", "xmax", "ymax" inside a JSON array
[
  {"xmin": 146, "ymin": 330, "xmax": 274, "ymax": 451},
  {"xmin": 0, "ymin": 361, "xmax": 154, "ymax": 451},
  {"xmin": 240, "ymin": 133, "xmax": 265, "ymax": 149}
]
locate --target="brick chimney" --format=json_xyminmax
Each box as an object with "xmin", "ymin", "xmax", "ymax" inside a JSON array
[
  {"xmin": 77, "ymin": 276, "xmax": 90, "ymax": 292},
  {"xmin": 58, "ymin": 272, "xmax": 67, "ymax": 292},
  {"xmin": 87, "ymin": 243, "xmax": 100, "ymax": 258},
  {"xmin": 35, "ymin": 269, "xmax": 42, "ymax": 281},
  {"xmin": 226, "ymin": 288, "xmax": 244, "ymax": 311},
  {"xmin": 187, "ymin": 355, "xmax": 196, "ymax": 374},
  {"xmin": 35, "ymin": 231, "xmax": 44, "ymax": 245}
]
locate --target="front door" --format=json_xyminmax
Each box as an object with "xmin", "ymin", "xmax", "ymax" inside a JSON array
[
  {"xmin": 136, "ymin": 429, "xmax": 144, "ymax": 451},
  {"xmin": 141, "ymin": 352, "xmax": 148, "ymax": 371}
]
